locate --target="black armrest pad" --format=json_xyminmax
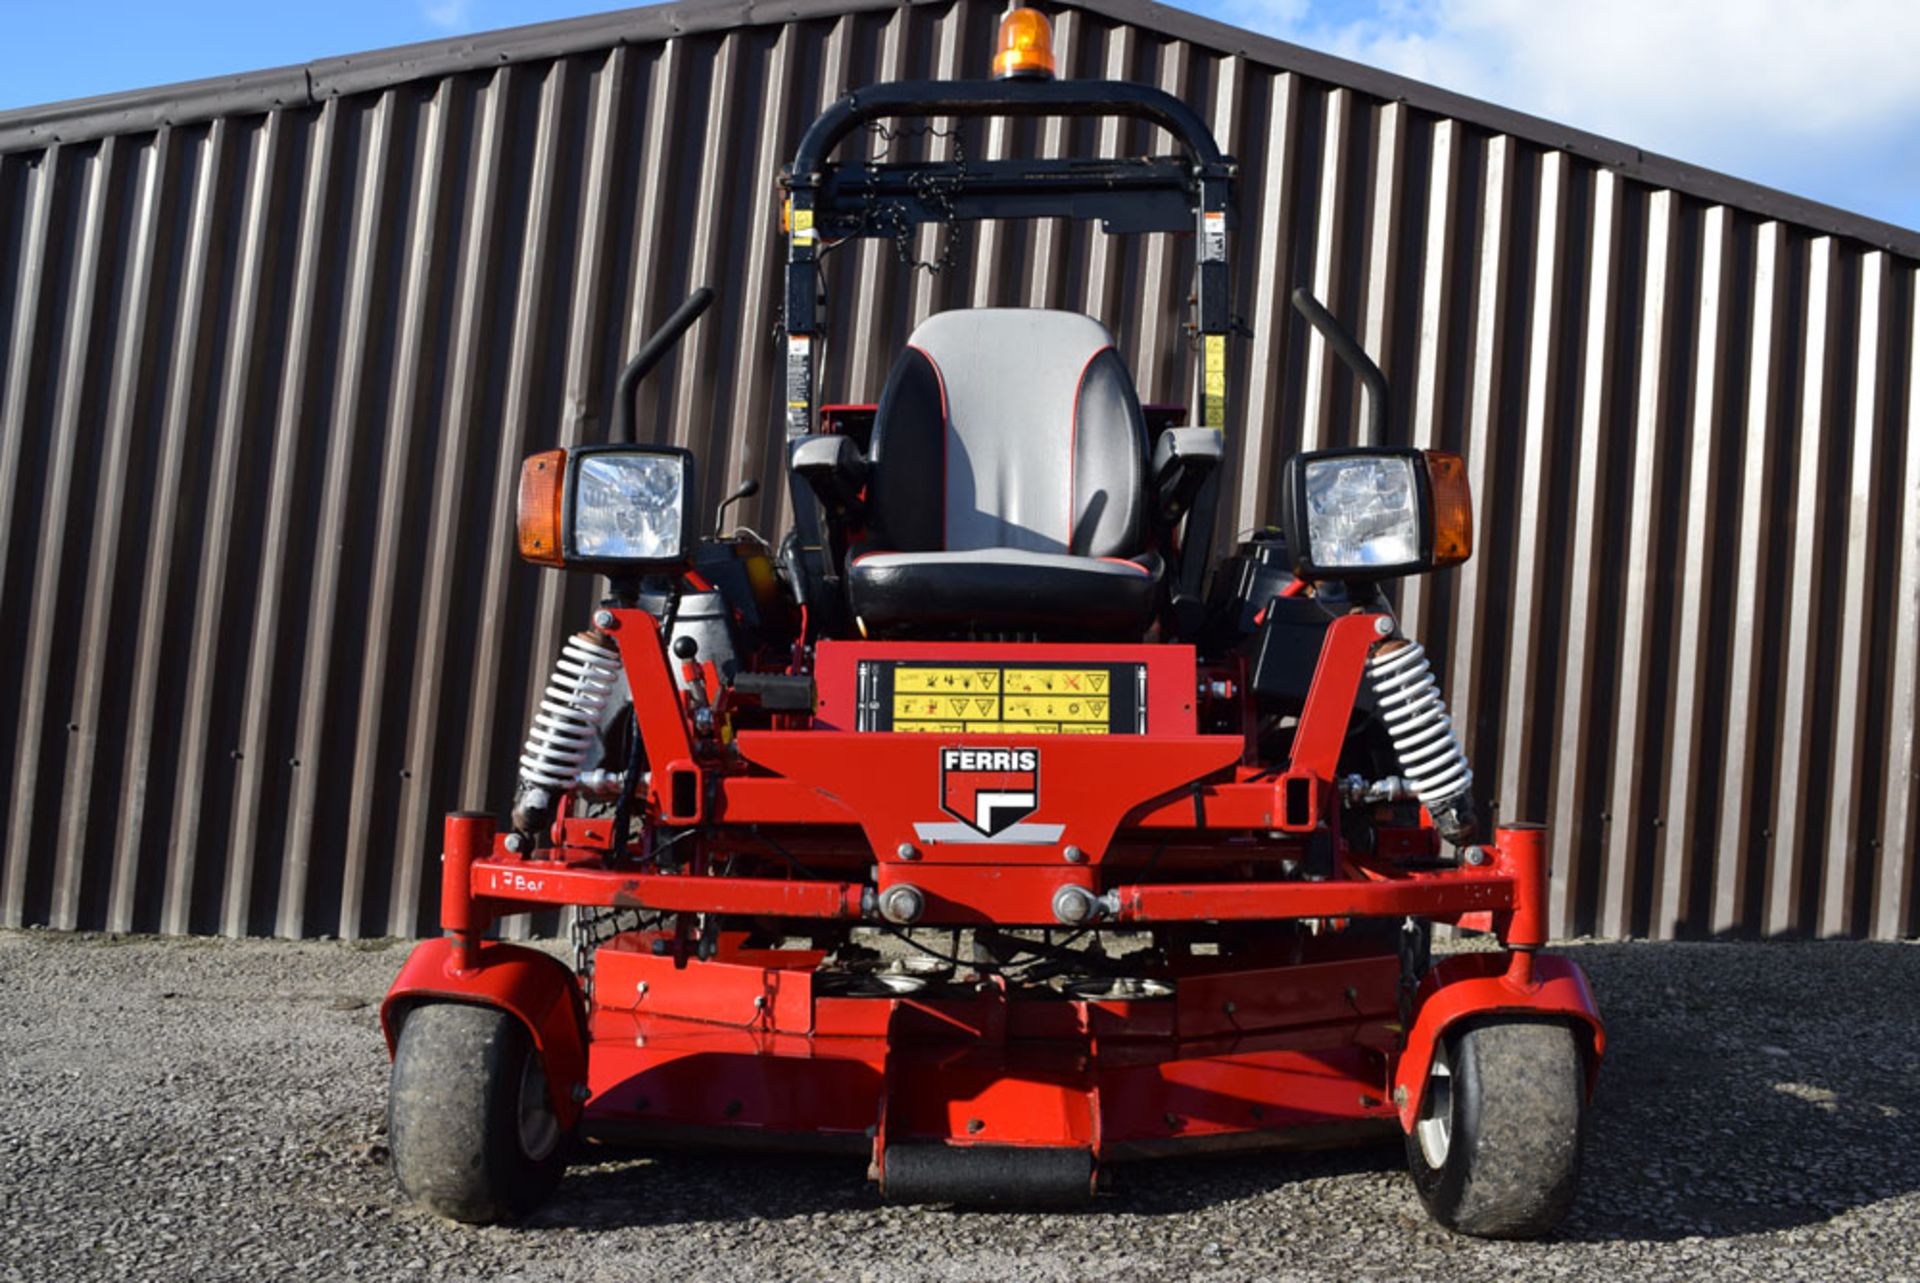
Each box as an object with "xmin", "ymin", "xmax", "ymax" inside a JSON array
[
  {"xmin": 1153, "ymin": 427, "xmax": 1222, "ymax": 518},
  {"xmin": 792, "ymin": 434, "xmax": 868, "ymax": 517}
]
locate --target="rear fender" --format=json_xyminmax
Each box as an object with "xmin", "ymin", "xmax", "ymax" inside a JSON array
[
  {"xmin": 381, "ymin": 938, "xmax": 588, "ymax": 1128},
  {"xmin": 1391, "ymin": 951, "xmax": 1605, "ymax": 1131}
]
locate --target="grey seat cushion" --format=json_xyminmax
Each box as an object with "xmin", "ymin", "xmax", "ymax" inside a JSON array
[{"xmin": 855, "ymin": 309, "xmax": 1158, "ymax": 635}]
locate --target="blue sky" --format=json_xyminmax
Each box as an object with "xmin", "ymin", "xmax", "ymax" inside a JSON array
[{"xmin": 2, "ymin": 0, "xmax": 1915, "ymax": 232}]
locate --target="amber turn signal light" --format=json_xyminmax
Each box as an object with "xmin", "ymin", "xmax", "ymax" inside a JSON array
[
  {"xmin": 517, "ymin": 449, "xmax": 567, "ymax": 567},
  {"xmin": 1424, "ymin": 450, "xmax": 1473, "ymax": 567},
  {"xmin": 993, "ymin": 7, "xmax": 1056, "ymax": 80}
]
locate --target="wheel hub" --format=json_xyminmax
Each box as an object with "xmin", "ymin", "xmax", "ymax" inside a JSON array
[{"xmin": 1415, "ymin": 1045, "xmax": 1453, "ymax": 1168}]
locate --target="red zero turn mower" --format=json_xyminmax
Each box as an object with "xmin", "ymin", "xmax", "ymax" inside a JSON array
[{"xmin": 383, "ymin": 9, "xmax": 1602, "ymax": 1238}]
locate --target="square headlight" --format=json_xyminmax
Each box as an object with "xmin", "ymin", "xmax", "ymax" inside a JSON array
[
  {"xmin": 563, "ymin": 445, "xmax": 697, "ymax": 569},
  {"xmin": 1278, "ymin": 447, "xmax": 1454, "ymax": 580}
]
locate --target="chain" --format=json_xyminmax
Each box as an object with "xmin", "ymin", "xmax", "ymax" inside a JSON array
[{"xmin": 863, "ymin": 120, "xmax": 968, "ymax": 276}]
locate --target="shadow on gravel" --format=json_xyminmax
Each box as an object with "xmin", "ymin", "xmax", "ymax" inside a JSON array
[
  {"xmin": 523, "ymin": 940, "xmax": 1920, "ymax": 1242},
  {"xmin": 1553, "ymin": 940, "xmax": 1920, "ymax": 1244}
]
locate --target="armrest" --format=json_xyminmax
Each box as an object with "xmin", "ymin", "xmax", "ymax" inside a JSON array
[
  {"xmin": 792, "ymin": 434, "xmax": 869, "ymax": 520},
  {"xmin": 1152, "ymin": 426, "xmax": 1222, "ymax": 520}
]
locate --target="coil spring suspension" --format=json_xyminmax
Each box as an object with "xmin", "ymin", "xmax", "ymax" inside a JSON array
[
  {"xmin": 519, "ymin": 630, "xmax": 624, "ymax": 789},
  {"xmin": 1367, "ymin": 639, "xmax": 1478, "ymax": 845},
  {"xmin": 508, "ymin": 631, "xmax": 625, "ymax": 848}
]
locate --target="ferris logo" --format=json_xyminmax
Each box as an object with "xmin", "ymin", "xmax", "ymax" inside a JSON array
[{"xmin": 940, "ymin": 747, "xmax": 1040, "ymax": 837}]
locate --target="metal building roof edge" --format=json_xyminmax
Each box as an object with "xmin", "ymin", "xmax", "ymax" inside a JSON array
[{"xmin": 1, "ymin": 0, "xmax": 1914, "ymax": 258}]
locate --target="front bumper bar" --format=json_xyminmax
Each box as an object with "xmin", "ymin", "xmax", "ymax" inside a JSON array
[{"xmin": 441, "ymin": 814, "xmax": 1551, "ymax": 955}]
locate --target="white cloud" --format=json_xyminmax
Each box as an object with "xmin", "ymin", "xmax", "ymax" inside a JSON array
[
  {"xmin": 1216, "ymin": 0, "xmax": 1920, "ymax": 228},
  {"xmin": 423, "ymin": 0, "xmax": 476, "ymax": 32}
]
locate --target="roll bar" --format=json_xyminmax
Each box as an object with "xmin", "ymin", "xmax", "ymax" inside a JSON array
[{"xmin": 788, "ymin": 78, "xmax": 1230, "ymax": 176}]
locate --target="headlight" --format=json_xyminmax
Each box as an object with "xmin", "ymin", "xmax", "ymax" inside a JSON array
[
  {"xmin": 516, "ymin": 444, "xmax": 697, "ymax": 570},
  {"xmin": 1277, "ymin": 447, "xmax": 1472, "ymax": 580},
  {"xmin": 573, "ymin": 452, "xmax": 687, "ymax": 561}
]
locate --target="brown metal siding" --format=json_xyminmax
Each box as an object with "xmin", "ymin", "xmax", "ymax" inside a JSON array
[{"xmin": 0, "ymin": 0, "xmax": 1915, "ymax": 940}]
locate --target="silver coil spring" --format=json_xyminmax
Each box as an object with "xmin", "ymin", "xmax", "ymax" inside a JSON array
[
  {"xmin": 1366, "ymin": 639, "xmax": 1473, "ymax": 812},
  {"xmin": 518, "ymin": 631, "xmax": 624, "ymax": 791}
]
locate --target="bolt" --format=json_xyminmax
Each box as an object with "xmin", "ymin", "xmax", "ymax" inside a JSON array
[
  {"xmin": 1164, "ymin": 1112, "xmax": 1182, "ymax": 1130},
  {"xmin": 1373, "ymin": 615, "xmax": 1394, "ymax": 636},
  {"xmin": 593, "ymin": 609, "xmax": 618, "ymax": 631},
  {"xmin": 1063, "ymin": 845, "xmax": 1087, "ymax": 864},
  {"xmin": 1393, "ymin": 1085, "xmax": 1409, "ymax": 1107},
  {"xmin": 878, "ymin": 884, "xmax": 925, "ymax": 925},
  {"xmin": 692, "ymin": 706, "xmax": 716, "ymax": 736},
  {"xmin": 1462, "ymin": 845, "xmax": 1489, "ymax": 866},
  {"xmin": 503, "ymin": 832, "xmax": 530, "ymax": 855},
  {"xmin": 572, "ymin": 1083, "xmax": 591, "ymax": 1103},
  {"xmin": 966, "ymin": 1118, "xmax": 985, "ymax": 1135},
  {"xmin": 896, "ymin": 841, "xmax": 920, "ymax": 862}
]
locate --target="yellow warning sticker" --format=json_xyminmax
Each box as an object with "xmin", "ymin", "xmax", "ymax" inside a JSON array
[
  {"xmin": 893, "ymin": 667, "xmax": 1002, "ymax": 694},
  {"xmin": 1003, "ymin": 669, "xmax": 1108, "ymax": 695},
  {"xmin": 1002, "ymin": 695, "xmax": 1109, "ymax": 724},
  {"xmin": 790, "ymin": 206, "xmax": 816, "ymax": 244},
  {"xmin": 1203, "ymin": 334, "xmax": 1227, "ymax": 429},
  {"xmin": 878, "ymin": 661, "xmax": 1135, "ymax": 735}
]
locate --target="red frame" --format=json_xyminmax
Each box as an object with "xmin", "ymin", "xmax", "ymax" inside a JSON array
[{"xmin": 386, "ymin": 606, "xmax": 1602, "ymax": 1187}]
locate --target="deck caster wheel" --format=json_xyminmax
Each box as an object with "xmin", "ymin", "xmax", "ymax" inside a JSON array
[
  {"xmin": 388, "ymin": 1003, "xmax": 571, "ymax": 1223},
  {"xmin": 1405, "ymin": 1017, "xmax": 1585, "ymax": 1239}
]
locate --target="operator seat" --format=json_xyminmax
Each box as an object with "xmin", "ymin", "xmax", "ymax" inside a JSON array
[{"xmin": 847, "ymin": 309, "xmax": 1161, "ymax": 637}]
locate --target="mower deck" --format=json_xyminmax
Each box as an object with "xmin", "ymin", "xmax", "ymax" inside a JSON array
[{"xmin": 582, "ymin": 930, "xmax": 1407, "ymax": 1179}]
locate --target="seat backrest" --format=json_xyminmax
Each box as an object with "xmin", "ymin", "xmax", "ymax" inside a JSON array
[{"xmin": 867, "ymin": 309, "xmax": 1148, "ymax": 557}]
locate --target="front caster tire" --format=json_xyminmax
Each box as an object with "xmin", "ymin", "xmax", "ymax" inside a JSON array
[
  {"xmin": 389, "ymin": 1003, "xmax": 571, "ymax": 1223},
  {"xmin": 1405, "ymin": 1017, "xmax": 1586, "ymax": 1239}
]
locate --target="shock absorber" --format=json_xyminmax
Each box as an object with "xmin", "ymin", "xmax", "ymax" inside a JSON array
[
  {"xmin": 1366, "ymin": 638, "xmax": 1478, "ymax": 846},
  {"xmin": 509, "ymin": 629, "xmax": 625, "ymax": 846}
]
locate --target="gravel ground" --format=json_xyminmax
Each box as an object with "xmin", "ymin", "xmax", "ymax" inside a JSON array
[{"xmin": 2, "ymin": 930, "xmax": 1917, "ymax": 1282}]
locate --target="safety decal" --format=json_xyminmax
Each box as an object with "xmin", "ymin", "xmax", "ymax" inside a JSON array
[
  {"xmin": 785, "ymin": 334, "xmax": 812, "ymax": 437},
  {"xmin": 1201, "ymin": 209, "xmax": 1226, "ymax": 263}
]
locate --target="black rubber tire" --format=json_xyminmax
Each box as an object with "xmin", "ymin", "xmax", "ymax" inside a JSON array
[
  {"xmin": 1405, "ymin": 1017, "xmax": 1586, "ymax": 1239},
  {"xmin": 388, "ymin": 1003, "xmax": 570, "ymax": 1223}
]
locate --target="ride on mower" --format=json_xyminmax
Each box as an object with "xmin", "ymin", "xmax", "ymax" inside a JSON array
[{"xmin": 383, "ymin": 8, "xmax": 1602, "ymax": 1238}]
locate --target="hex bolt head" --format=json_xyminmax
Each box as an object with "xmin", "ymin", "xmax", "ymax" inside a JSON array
[
  {"xmin": 896, "ymin": 842, "xmax": 920, "ymax": 862},
  {"xmin": 1063, "ymin": 845, "xmax": 1087, "ymax": 864},
  {"xmin": 1463, "ymin": 845, "xmax": 1490, "ymax": 866},
  {"xmin": 593, "ymin": 609, "xmax": 619, "ymax": 631},
  {"xmin": 878, "ymin": 884, "xmax": 925, "ymax": 925},
  {"xmin": 1373, "ymin": 615, "xmax": 1394, "ymax": 636}
]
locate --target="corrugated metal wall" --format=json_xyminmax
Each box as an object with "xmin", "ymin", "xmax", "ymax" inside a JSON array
[{"xmin": 1, "ymin": 0, "xmax": 1915, "ymax": 941}]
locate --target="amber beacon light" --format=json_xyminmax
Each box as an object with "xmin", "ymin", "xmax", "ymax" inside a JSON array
[{"xmin": 993, "ymin": 7, "xmax": 1056, "ymax": 79}]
